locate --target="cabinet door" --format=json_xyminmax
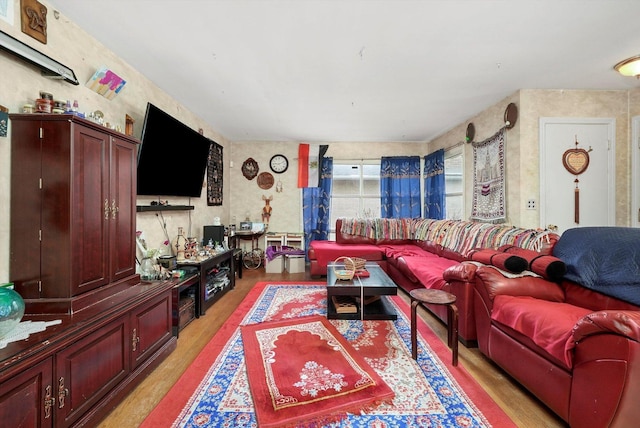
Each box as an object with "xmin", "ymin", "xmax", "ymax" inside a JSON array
[
  {"xmin": 131, "ymin": 291, "xmax": 173, "ymax": 370},
  {"xmin": 109, "ymin": 137, "xmax": 137, "ymax": 281},
  {"xmin": 55, "ymin": 316, "xmax": 130, "ymax": 428},
  {"xmin": 10, "ymin": 118, "xmax": 46, "ymax": 299},
  {"xmin": 70, "ymin": 124, "xmax": 110, "ymax": 296},
  {"xmin": 0, "ymin": 357, "xmax": 54, "ymax": 428}
]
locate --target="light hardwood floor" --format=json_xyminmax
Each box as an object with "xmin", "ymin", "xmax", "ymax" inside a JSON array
[{"xmin": 98, "ymin": 268, "xmax": 567, "ymax": 427}]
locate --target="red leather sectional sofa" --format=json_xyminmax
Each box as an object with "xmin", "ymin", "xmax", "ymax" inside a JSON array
[
  {"xmin": 473, "ymin": 226, "xmax": 640, "ymax": 427},
  {"xmin": 311, "ymin": 221, "xmax": 640, "ymax": 425},
  {"xmin": 308, "ymin": 218, "xmax": 555, "ymax": 346}
]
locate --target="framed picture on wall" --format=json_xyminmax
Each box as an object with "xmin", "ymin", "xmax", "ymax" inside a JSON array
[{"xmin": 207, "ymin": 142, "xmax": 223, "ymax": 206}]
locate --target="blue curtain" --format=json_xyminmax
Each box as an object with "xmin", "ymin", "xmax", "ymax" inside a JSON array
[
  {"xmin": 302, "ymin": 157, "xmax": 333, "ymax": 258},
  {"xmin": 424, "ymin": 149, "xmax": 446, "ymax": 219},
  {"xmin": 380, "ymin": 156, "xmax": 421, "ymax": 218}
]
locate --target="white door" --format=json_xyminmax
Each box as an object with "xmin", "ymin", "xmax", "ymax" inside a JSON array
[{"xmin": 539, "ymin": 118, "xmax": 615, "ymax": 234}]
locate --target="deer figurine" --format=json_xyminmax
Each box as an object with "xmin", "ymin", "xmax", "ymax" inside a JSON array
[{"xmin": 262, "ymin": 195, "xmax": 273, "ymax": 224}]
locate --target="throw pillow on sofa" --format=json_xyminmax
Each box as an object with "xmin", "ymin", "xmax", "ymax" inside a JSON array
[
  {"xmin": 469, "ymin": 249, "xmax": 528, "ymax": 273},
  {"xmin": 498, "ymin": 245, "xmax": 567, "ymax": 281}
]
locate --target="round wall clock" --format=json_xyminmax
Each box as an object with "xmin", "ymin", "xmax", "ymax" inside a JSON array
[
  {"xmin": 241, "ymin": 157, "xmax": 259, "ymax": 180},
  {"xmin": 269, "ymin": 154, "xmax": 289, "ymax": 173},
  {"xmin": 257, "ymin": 172, "xmax": 275, "ymax": 189}
]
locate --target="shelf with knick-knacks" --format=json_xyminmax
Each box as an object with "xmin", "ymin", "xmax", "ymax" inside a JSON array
[{"xmin": 177, "ymin": 250, "xmax": 235, "ymax": 315}]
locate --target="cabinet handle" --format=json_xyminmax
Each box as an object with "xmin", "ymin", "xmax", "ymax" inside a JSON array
[
  {"xmin": 112, "ymin": 199, "xmax": 119, "ymax": 219},
  {"xmin": 44, "ymin": 384, "xmax": 54, "ymax": 418},
  {"xmin": 104, "ymin": 199, "xmax": 110, "ymax": 220},
  {"xmin": 132, "ymin": 328, "xmax": 139, "ymax": 351},
  {"xmin": 58, "ymin": 377, "xmax": 68, "ymax": 409}
]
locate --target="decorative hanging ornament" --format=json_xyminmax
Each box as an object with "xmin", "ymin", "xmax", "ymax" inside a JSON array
[
  {"xmin": 173, "ymin": 227, "xmax": 188, "ymax": 261},
  {"xmin": 562, "ymin": 136, "xmax": 592, "ymax": 224}
]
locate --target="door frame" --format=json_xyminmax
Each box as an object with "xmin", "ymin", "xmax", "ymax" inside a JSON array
[
  {"xmin": 632, "ymin": 116, "xmax": 640, "ymax": 228},
  {"xmin": 539, "ymin": 117, "xmax": 616, "ymax": 231}
]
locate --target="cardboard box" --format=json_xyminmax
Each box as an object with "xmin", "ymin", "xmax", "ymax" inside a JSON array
[
  {"xmin": 285, "ymin": 255, "xmax": 306, "ymax": 273},
  {"xmin": 265, "ymin": 255, "xmax": 284, "ymax": 273}
]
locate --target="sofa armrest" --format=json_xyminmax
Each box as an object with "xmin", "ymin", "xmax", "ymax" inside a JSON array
[
  {"xmin": 475, "ymin": 266, "xmax": 565, "ymax": 302},
  {"xmin": 572, "ymin": 310, "xmax": 640, "ymax": 344},
  {"xmin": 443, "ymin": 262, "xmax": 478, "ymax": 282}
]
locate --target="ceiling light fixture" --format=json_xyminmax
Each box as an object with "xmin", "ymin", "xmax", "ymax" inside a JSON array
[{"xmin": 614, "ymin": 55, "xmax": 640, "ymax": 78}]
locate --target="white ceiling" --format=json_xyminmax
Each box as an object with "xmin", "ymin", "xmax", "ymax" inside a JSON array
[{"xmin": 49, "ymin": 0, "xmax": 640, "ymax": 143}]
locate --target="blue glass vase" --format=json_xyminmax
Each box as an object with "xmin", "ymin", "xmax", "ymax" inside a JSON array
[{"xmin": 0, "ymin": 283, "xmax": 25, "ymax": 339}]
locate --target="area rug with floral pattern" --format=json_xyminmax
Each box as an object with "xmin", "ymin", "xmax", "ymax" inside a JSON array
[
  {"xmin": 241, "ymin": 315, "xmax": 394, "ymax": 427},
  {"xmin": 141, "ymin": 282, "xmax": 516, "ymax": 427}
]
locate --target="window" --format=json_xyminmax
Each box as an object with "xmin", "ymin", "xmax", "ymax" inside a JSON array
[
  {"xmin": 444, "ymin": 147, "xmax": 464, "ymax": 220},
  {"xmin": 329, "ymin": 160, "xmax": 381, "ymax": 235}
]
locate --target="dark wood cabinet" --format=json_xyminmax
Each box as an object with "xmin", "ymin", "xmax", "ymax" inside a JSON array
[
  {"xmin": 3, "ymin": 114, "xmax": 176, "ymax": 427},
  {"xmin": 9, "ymin": 114, "xmax": 137, "ymax": 313},
  {"xmin": 171, "ymin": 274, "xmax": 200, "ymax": 337},
  {"xmin": 0, "ymin": 282, "xmax": 177, "ymax": 428}
]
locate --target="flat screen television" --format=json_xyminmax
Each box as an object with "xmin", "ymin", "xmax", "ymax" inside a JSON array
[{"xmin": 137, "ymin": 102, "xmax": 212, "ymax": 198}]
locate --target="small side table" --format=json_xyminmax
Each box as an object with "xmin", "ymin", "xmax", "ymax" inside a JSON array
[{"xmin": 410, "ymin": 289, "xmax": 458, "ymax": 366}]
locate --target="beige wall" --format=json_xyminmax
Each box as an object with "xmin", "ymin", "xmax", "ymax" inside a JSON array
[
  {"xmin": 0, "ymin": 1, "xmax": 230, "ymax": 282},
  {"xmin": 429, "ymin": 89, "xmax": 635, "ymax": 229},
  {"xmin": 229, "ymin": 141, "xmax": 424, "ymax": 233}
]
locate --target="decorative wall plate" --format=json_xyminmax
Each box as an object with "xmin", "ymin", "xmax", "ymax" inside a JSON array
[
  {"xmin": 504, "ymin": 103, "xmax": 518, "ymax": 129},
  {"xmin": 257, "ymin": 172, "xmax": 274, "ymax": 189},
  {"xmin": 242, "ymin": 157, "xmax": 259, "ymax": 180},
  {"xmin": 562, "ymin": 146, "xmax": 590, "ymax": 175},
  {"xmin": 466, "ymin": 122, "xmax": 475, "ymax": 143}
]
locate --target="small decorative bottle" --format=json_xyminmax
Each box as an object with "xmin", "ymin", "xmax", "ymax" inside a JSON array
[
  {"xmin": 0, "ymin": 283, "xmax": 25, "ymax": 339},
  {"xmin": 173, "ymin": 227, "xmax": 187, "ymax": 261}
]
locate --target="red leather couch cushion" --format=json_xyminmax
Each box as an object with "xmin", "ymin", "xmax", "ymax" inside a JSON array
[
  {"xmin": 491, "ymin": 295, "xmax": 592, "ymax": 368},
  {"xmin": 308, "ymin": 241, "xmax": 384, "ymax": 271},
  {"xmin": 401, "ymin": 255, "xmax": 459, "ymax": 290},
  {"xmin": 382, "ymin": 244, "xmax": 428, "ymax": 259}
]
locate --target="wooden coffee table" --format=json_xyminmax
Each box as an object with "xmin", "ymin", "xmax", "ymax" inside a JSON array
[{"xmin": 326, "ymin": 262, "xmax": 397, "ymax": 320}]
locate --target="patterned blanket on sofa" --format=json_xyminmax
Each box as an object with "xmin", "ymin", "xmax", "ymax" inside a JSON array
[
  {"xmin": 339, "ymin": 218, "xmax": 550, "ymax": 256},
  {"xmin": 553, "ymin": 227, "xmax": 640, "ymax": 305}
]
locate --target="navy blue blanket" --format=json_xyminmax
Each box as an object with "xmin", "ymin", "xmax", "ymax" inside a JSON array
[{"xmin": 553, "ymin": 227, "xmax": 640, "ymax": 305}]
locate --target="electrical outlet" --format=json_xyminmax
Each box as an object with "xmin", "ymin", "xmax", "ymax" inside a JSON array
[{"xmin": 526, "ymin": 199, "xmax": 536, "ymax": 210}]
